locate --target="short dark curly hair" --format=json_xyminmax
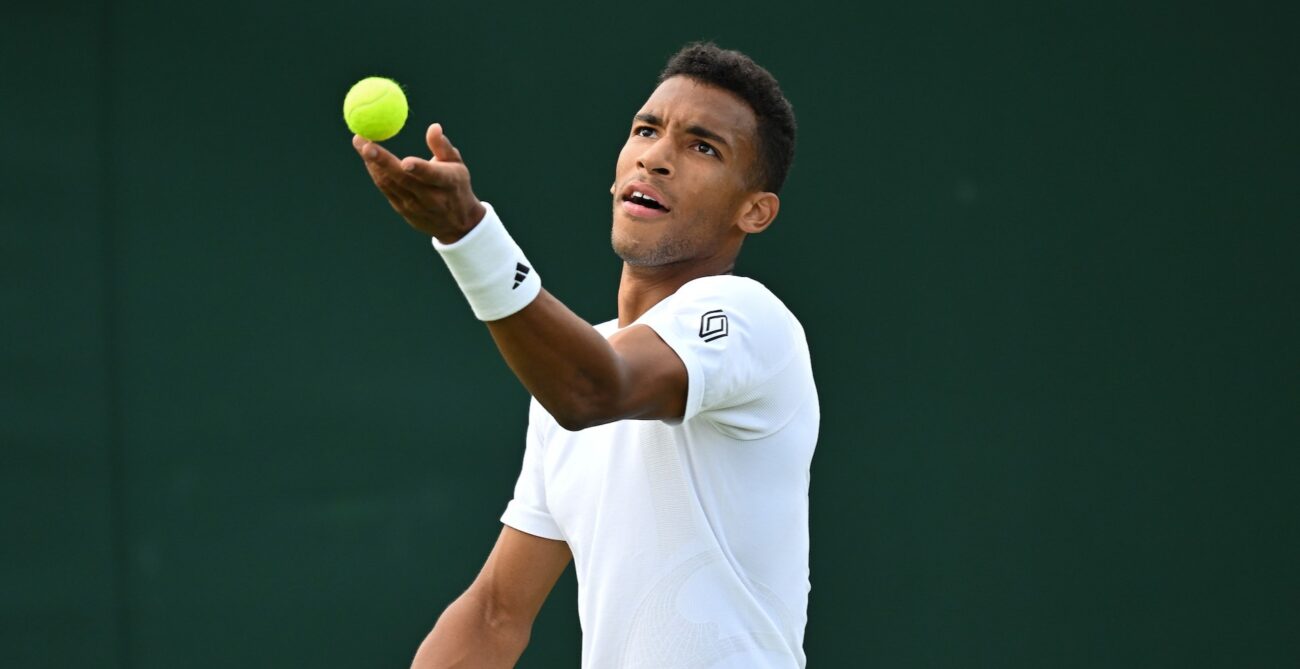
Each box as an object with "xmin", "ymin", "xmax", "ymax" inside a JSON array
[{"xmin": 659, "ymin": 42, "xmax": 797, "ymax": 194}]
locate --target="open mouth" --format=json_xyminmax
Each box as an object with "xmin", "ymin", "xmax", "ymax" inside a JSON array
[
  {"xmin": 620, "ymin": 183, "xmax": 672, "ymax": 218},
  {"xmin": 625, "ymin": 190, "xmax": 667, "ymax": 211}
]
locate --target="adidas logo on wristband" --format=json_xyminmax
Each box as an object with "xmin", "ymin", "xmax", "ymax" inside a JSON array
[
  {"xmin": 513, "ymin": 262, "xmax": 531, "ymax": 289},
  {"xmin": 433, "ymin": 202, "xmax": 540, "ymax": 321}
]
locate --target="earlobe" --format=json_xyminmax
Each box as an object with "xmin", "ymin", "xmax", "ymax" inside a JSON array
[{"xmin": 737, "ymin": 193, "xmax": 780, "ymax": 234}]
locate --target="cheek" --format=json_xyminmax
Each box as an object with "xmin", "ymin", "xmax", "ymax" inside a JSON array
[
  {"xmin": 614, "ymin": 141, "xmax": 638, "ymax": 173},
  {"xmin": 689, "ymin": 172, "xmax": 740, "ymax": 213}
]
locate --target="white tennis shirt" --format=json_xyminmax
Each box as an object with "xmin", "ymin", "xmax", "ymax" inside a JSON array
[{"xmin": 501, "ymin": 275, "xmax": 819, "ymax": 669}]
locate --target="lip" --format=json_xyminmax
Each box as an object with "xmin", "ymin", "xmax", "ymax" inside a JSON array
[
  {"xmin": 619, "ymin": 181, "xmax": 672, "ymax": 213},
  {"xmin": 621, "ymin": 199, "xmax": 671, "ymax": 219}
]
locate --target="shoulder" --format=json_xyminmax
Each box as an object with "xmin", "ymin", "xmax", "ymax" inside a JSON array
[
  {"xmin": 644, "ymin": 274, "xmax": 806, "ymax": 376},
  {"xmin": 667, "ymin": 275, "xmax": 802, "ymax": 341},
  {"xmin": 673, "ymin": 275, "xmax": 784, "ymax": 307},
  {"xmin": 663, "ymin": 275, "xmax": 797, "ymax": 329},
  {"xmin": 649, "ymin": 275, "xmax": 814, "ymax": 433}
]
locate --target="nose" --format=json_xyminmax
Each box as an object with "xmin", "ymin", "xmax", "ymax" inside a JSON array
[{"xmin": 636, "ymin": 141, "xmax": 673, "ymax": 177}]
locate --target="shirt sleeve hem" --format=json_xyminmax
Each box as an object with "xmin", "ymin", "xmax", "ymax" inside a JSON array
[
  {"xmin": 637, "ymin": 319, "xmax": 705, "ymax": 424},
  {"xmin": 501, "ymin": 501, "xmax": 565, "ymax": 541}
]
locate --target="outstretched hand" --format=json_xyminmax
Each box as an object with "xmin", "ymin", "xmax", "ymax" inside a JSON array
[{"xmin": 353, "ymin": 122, "xmax": 487, "ymax": 244}]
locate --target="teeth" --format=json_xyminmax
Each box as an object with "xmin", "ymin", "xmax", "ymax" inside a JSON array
[{"xmin": 626, "ymin": 189, "xmax": 665, "ymax": 211}]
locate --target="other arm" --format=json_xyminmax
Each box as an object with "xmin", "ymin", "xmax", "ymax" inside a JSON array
[{"xmin": 410, "ymin": 526, "xmax": 571, "ymax": 669}]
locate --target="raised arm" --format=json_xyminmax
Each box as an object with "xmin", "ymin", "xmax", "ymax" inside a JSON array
[
  {"xmin": 484, "ymin": 292, "xmax": 686, "ymax": 430},
  {"xmin": 353, "ymin": 127, "xmax": 686, "ymax": 430},
  {"xmin": 410, "ymin": 526, "xmax": 571, "ymax": 669}
]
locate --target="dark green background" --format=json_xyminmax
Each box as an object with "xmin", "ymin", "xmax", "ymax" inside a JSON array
[{"xmin": 4, "ymin": 1, "xmax": 1296, "ymax": 667}]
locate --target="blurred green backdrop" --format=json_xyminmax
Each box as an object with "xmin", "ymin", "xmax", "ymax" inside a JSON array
[{"xmin": 3, "ymin": 1, "xmax": 1296, "ymax": 667}]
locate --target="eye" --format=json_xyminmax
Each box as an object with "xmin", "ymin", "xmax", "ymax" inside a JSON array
[
  {"xmin": 693, "ymin": 142, "xmax": 719, "ymax": 157},
  {"xmin": 634, "ymin": 126, "xmax": 657, "ymax": 138}
]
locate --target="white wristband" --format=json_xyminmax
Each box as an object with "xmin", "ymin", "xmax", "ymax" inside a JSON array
[{"xmin": 431, "ymin": 202, "xmax": 541, "ymax": 321}]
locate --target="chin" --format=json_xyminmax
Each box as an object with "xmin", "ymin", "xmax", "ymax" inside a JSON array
[
  {"xmin": 610, "ymin": 228, "xmax": 691, "ymax": 267},
  {"xmin": 609, "ymin": 229, "xmax": 644, "ymax": 264}
]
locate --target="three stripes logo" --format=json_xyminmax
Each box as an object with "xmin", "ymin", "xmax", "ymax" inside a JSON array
[
  {"xmin": 698, "ymin": 309, "xmax": 728, "ymax": 342},
  {"xmin": 512, "ymin": 262, "xmax": 531, "ymax": 289}
]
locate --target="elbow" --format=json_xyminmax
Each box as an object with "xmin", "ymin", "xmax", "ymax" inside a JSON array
[
  {"xmin": 540, "ymin": 364, "xmax": 634, "ymax": 432},
  {"xmin": 463, "ymin": 585, "xmax": 533, "ymax": 646},
  {"xmin": 551, "ymin": 412, "xmax": 589, "ymax": 433},
  {"xmin": 545, "ymin": 379, "xmax": 626, "ymax": 433},
  {"xmin": 549, "ymin": 402, "xmax": 613, "ymax": 432}
]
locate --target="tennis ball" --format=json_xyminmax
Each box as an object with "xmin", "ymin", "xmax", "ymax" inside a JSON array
[{"xmin": 343, "ymin": 76, "xmax": 408, "ymax": 142}]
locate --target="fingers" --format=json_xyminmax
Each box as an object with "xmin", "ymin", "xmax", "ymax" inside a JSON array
[
  {"xmin": 353, "ymin": 134, "xmax": 401, "ymax": 170},
  {"xmin": 426, "ymin": 123, "xmax": 464, "ymax": 163},
  {"xmin": 355, "ymin": 135, "xmax": 413, "ymax": 187},
  {"xmin": 351, "ymin": 131, "xmax": 480, "ymax": 238},
  {"xmin": 353, "ymin": 135, "xmax": 421, "ymax": 200},
  {"xmin": 400, "ymin": 155, "xmax": 455, "ymax": 184},
  {"xmin": 353, "ymin": 132, "xmax": 461, "ymax": 189}
]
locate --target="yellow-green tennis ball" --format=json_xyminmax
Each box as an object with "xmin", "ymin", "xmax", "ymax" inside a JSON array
[{"xmin": 343, "ymin": 76, "xmax": 408, "ymax": 142}]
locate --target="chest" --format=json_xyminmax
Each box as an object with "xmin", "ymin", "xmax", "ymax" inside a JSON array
[{"xmin": 539, "ymin": 420, "xmax": 704, "ymax": 554}]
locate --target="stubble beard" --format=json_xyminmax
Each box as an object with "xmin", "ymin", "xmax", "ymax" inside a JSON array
[{"xmin": 611, "ymin": 225, "xmax": 693, "ymax": 267}]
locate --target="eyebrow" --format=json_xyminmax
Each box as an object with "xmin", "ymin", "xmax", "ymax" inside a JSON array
[{"xmin": 634, "ymin": 113, "xmax": 731, "ymax": 149}]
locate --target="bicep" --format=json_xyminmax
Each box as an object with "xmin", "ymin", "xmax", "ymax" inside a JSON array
[
  {"xmin": 471, "ymin": 526, "xmax": 572, "ymax": 624},
  {"xmin": 607, "ymin": 324, "xmax": 688, "ymax": 422}
]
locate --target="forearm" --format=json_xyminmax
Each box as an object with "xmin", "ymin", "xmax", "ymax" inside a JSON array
[
  {"xmin": 431, "ymin": 205, "xmax": 684, "ymax": 428},
  {"xmin": 411, "ymin": 590, "xmax": 530, "ymax": 669},
  {"xmin": 486, "ymin": 290, "xmax": 630, "ymax": 430}
]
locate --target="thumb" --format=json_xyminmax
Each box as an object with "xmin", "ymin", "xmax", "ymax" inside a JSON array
[{"xmin": 426, "ymin": 123, "xmax": 463, "ymax": 163}]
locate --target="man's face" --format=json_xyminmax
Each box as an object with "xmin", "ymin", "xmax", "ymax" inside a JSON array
[{"xmin": 611, "ymin": 76, "xmax": 761, "ymax": 267}]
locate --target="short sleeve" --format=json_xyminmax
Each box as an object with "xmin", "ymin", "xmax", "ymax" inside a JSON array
[
  {"xmin": 635, "ymin": 276, "xmax": 803, "ymax": 435},
  {"xmin": 500, "ymin": 400, "xmax": 565, "ymax": 540}
]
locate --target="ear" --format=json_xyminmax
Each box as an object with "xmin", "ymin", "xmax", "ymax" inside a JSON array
[{"xmin": 736, "ymin": 192, "xmax": 780, "ymax": 234}]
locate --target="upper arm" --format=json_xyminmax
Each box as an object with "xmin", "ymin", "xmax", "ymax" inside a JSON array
[
  {"xmin": 606, "ymin": 324, "xmax": 689, "ymax": 422},
  {"xmin": 622, "ymin": 278, "xmax": 802, "ymax": 431},
  {"xmin": 483, "ymin": 279, "xmax": 788, "ymax": 431},
  {"xmin": 598, "ymin": 279, "xmax": 796, "ymax": 429},
  {"xmin": 484, "ymin": 290, "xmax": 686, "ymax": 431},
  {"xmin": 469, "ymin": 525, "xmax": 572, "ymax": 627}
]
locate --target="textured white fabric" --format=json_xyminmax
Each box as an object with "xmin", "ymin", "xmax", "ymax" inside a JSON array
[
  {"xmin": 501, "ymin": 275, "xmax": 819, "ymax": 669},
  {"xmin": 430, "ymin": 202, "xmax": 541, "ymax": 321}
]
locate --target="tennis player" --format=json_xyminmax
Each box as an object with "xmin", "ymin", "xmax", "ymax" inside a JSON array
[{"xmin": 353, "ymin": 42, "xmax": 818, "ymax": 669}]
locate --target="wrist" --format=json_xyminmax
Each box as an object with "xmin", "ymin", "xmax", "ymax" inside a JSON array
[
  {"xmin": 432, "ymin": 200, "xmax": 488, "ymax": 245},
  {"xmin": 431, "ymin": 202, "xmax": 541, "ymax": 321}
]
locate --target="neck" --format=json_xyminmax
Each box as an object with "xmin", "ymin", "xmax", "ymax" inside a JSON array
[{"xmin": 617, "ymin": 251, "xmax": 736, "ymax": 327}]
